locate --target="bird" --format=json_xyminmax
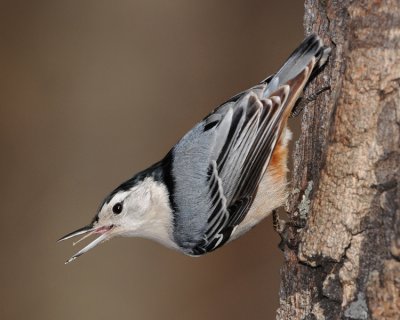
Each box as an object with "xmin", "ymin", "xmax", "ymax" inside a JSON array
[{"xmin": 58, "ymin": 34, "xmax": 330, "ymax": 264}]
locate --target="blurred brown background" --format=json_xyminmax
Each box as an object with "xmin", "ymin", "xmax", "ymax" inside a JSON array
[{"xmin": 0, "ymin": 1, "xmax": 304, "ymax": 319}]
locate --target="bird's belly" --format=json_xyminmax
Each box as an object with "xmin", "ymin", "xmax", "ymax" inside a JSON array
[
  {"xmin": 230, "ymin": 127, "xmax": 291, "ymax": 240},
  {"xmin": 231, "ymin": 167, "xmax": 287, "ymax": 239}
]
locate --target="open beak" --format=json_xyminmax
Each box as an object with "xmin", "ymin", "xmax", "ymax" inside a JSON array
[{"xmin": 58, "ymin": 224, "xmax": 114, "ymax": 264}]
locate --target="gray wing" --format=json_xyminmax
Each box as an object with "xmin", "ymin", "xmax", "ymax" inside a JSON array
[
  {"xmin": 170, "ymin": 85, "xmax": 289, "ymax": 254},
  {"xmin": 169, "ymin": 34, "xmax": 329, "ymax": 255}
]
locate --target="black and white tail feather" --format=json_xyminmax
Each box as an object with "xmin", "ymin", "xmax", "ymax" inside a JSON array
[{"xmin": 169, "ymin": 34, "xmax": 330, "ymax": 255}]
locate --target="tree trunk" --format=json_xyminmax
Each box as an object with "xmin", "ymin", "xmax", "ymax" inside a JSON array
[{"xmin": 276, "ymin": 1, "xmax": 400, "ymax": 319}]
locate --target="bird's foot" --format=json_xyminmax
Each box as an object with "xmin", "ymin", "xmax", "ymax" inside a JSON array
[
  {"xmin": 273, "ymin": 209, "xmax": 307, "ymax": 251},
  {"xmin": 272, "ymin": 210, "xmax": 288, "ymax": 251},
  {"xmin": 290, "ymin": 86, "xmax": 330, "ymax": 118}
]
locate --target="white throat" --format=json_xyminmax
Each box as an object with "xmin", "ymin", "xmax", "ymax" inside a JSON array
[{"xmin": 122, "ymin": 177, "xmax": 178, "ymax": 250}]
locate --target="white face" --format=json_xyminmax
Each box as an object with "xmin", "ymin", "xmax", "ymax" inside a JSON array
[
  {"xmin": 96, "ymin": 184, "xmax": 152, "ymax": 237},
  {"xmin": 59, "ymin": 177, "xmax": 176, "ymax": 263}
]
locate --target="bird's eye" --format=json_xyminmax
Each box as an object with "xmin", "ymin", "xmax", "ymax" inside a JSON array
[{"xmin": 112, "ymin": 202, "xmax": 123, "ymax": 214}]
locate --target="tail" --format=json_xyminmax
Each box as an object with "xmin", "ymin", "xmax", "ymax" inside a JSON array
[{"xmin": 262, "ymin": 34, "xmax": 331, "ymax": 99}]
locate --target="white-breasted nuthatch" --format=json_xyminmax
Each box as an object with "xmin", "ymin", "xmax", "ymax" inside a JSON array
[{"xmin": 59, "ymin": 34, "xmax": 330, "ymax": 264}]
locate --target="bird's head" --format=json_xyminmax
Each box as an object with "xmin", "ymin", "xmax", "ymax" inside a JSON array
[{"xmin": 58, "ymin": 175, "xmax": 175, "ymax": 263}]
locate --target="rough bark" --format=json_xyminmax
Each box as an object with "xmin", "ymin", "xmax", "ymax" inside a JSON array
[{"xmin": 276, "ymin": 1, "xmax": 400, "ymax": 319}]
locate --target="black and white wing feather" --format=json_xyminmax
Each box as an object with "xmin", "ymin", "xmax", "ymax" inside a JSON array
[{"xmin": 164, "ymin": 35, "xmax": 330, "ymax": 255}]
